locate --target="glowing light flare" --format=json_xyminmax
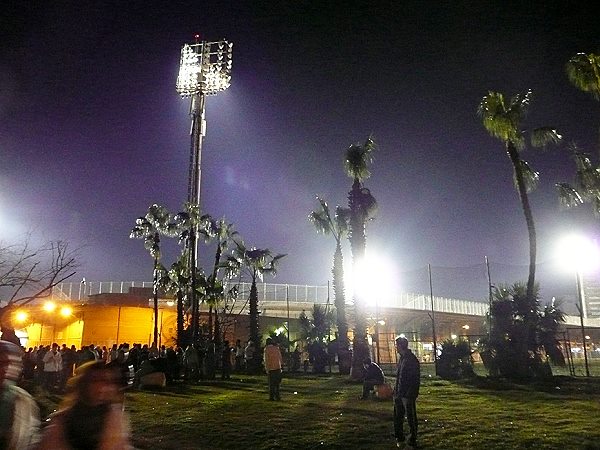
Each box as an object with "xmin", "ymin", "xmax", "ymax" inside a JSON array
[
  {"xmin": 43, "ymin": 301, "xmax": 56, "ymax": 313},
  {"xmin": 15, "ymin": 311, "xmax": 28, "ymax": 323},
  {"xmin": 60, "ymin": 306, "xmax": 73, "ymax": 317},
  {"xmin": 344, "ymin": 251, "xmax": 397, "ymax": 307},
  {"xmin": 556, "ymin": 234, "xmax": 600, "ymax": 274}
]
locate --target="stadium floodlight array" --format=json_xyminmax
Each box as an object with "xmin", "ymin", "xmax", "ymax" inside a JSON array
[{"xmin": 176, "ymin": 39, "xmax": 233, "ymax": 97}]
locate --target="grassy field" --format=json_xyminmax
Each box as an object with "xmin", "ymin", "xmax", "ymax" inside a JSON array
[{"xmin": 36, "ymin": 374, "xmax": 600, "ymax": 450}]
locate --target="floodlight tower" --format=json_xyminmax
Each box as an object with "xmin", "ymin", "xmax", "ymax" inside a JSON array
[{"xmin": 176, "ymin": 36, "xmax": 233, "ymax": 342}]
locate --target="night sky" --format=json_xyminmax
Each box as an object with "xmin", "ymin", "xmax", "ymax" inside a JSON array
[{"xmin": 2, "ymin": 2, "xmax": 599, "ymax": 306}]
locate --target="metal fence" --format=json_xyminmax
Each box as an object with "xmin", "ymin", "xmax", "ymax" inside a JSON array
[{"xmin": 54, "ymin": 281, "xmax": 489, "ymax": 316}]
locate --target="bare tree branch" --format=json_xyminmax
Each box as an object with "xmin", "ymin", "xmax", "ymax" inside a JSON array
[{"xmin": 0, "ymin": 239, "xmax": 79, "ymax": 324}]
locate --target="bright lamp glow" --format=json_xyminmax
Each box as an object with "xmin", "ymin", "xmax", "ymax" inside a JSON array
[
  {"xmin": 345, "ymin": 251, "xmax": 396, "ymax": 307},
  {"xmin": 60, "ymin": 306, "xmax": 72, "ymax": 317},
  {"xmin": 176, "ymin": 40, "xmax": 233, "ymax": 97},
  {"xmin": 556, "ymin": 234, "xmax": 600, "ymax": 273},
  {"xmin": 43, "ymin": 301, "xmax": 56, "ymax": 313},
  {"xmin": 15, "ymin": 311, "xmax": 28, "ymax": 323}
]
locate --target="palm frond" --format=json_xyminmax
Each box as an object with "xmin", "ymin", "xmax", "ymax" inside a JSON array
[
  {"xmin": 556, "ymin": 183, "xmax": 584, "ymax": 209},
  {"xmin": 566, "ymin": 53, "xmax": 600, "ymax": 100},
  {"xmin": 478, "ymin": 91, "xmax": 525, "ymax": 146},
  {"xmin": 530, "ymin": 127, "xmax": 562, "ymax": 148},
  {"xmin": 334, "ymin": 207, "xmax": 351, "ymax": 237},
  {"xmin": 344, "ymin": 136, "xmax": 376, "ymax": 182},
  {"xmin": 308, "ymin": 210, "xmax": 331, "ymax": 235},
  {"xmin": 514, "ymin": 160, "xmax": 539, "ymax": 193}
]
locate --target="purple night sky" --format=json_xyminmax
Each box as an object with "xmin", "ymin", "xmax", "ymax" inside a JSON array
[{"xmin": 2, "ymin": 2, "xmax": 599, "ymax": 306}]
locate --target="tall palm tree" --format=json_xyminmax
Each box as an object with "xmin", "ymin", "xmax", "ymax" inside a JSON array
[
  {"xmin": 566, "ymin": 53, "xmax": 600, "ymax": 155},
  {"xmin": 344, "ymin": 136, "xmax": 378, "ymax": 378},
  {"xmin": 173, "ymin": 203, "xmax": 207, "ymax": 343},
  {"xmin": 308, "ymin": 197, "xmax": 351, "ymax": 373},
  {"xmin": 477, "ymin": 91, "xmax": 561, "ymax": 303},
  {"xmin": 556, "ymin": 144, "xmax": 600, "ymax": 215},
  {"xmin": 199, "ymin": 217, "xmax": 238, "ymax": 342},
  {"xmin": 130, "ymin": 204, "xmax": 179, "ymax": 346},
  {"xmin": 225, "ymin": 241, "xmax": 285, "ymax": 372}
]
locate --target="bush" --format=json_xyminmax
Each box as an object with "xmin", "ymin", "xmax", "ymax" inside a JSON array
[{"xmin": 437, "ymin": 338, "xmax": 475, "ymax": 380}]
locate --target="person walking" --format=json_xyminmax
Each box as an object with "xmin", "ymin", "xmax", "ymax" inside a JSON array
[
  {"xmin": 394, "ymin": 337, "xmax": 420, "ymax": 449},
  {"xmin": 263, "ymin": 338, "xmax": 283, "ymax": 401},
  {"xmin": 36, "ymin": 361, "xmax": 132, "ymax": 449},
  {"xmin": 0, "ymin": 340, "xmax": 41, "ymax": 450}
]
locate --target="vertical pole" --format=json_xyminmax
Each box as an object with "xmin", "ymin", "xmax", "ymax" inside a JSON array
[
  {"xmin": 428, "ymin": 264, "xmax": 438, "ymax": 376},
  {"xmin": 485, "ymin": 256, "xmax": 493, "ymax": 337},
  {"xmin": 375, "ymin": 296, "xmax": 380, "ymax": 365},
  {"xmin": 189, "ymin": 89, "xmax": 206, "ymax": 344},
  {"xmin": 152, "ymin": 252, "xmax": 159, "ymax": 347},
  {"xmin": 576, "ymin": 271, "xmax": 590, "ymax": 377},
  {"xmin": 116, "ymin": 306, "xmax": 122, "ymax": 345},
  {"xmin": 286, "ymin": 285, "xmax": 291, "ymax": 356},
  {"xmin": 326, "ymin": 281, "xmax": 332, "ymax": 372}
]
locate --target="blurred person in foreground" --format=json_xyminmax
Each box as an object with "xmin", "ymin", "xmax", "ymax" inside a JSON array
[
  {"xmin": 394, "ymin": 337, "xmax": 420, "ymax": 449},
  {"xmin": 0, "ymin": 339, "xmax": 41, "ymax": 450},
  {"xmin": 36, "ymin": 360, "xmax": 133, "ymax": 450},
  {"xmin": 263, "ymin": 338, "xmax": 283, "ymax": 401}
]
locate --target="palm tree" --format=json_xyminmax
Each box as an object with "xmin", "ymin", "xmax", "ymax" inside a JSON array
[
  {"xmin": 477, "ymin": 91, "xmax": 561, "ymax": 303},
  {"xmin": 308, "ymin": 197, "xmax": 352, "ymax": 373},
  {"xmin": 225, "ymin": 241, "xmax": 285, "ymax": 372},
  {"xmin": 298, "ymin": 305, "xmax": 335, "ymax": 373},
  {"xmin": 344, "ymin": 136, "xmax": 378, "ymax": 378},
  {"xmin": 173, "ymin": 203, "xmax": 206, "ymax": 343},
  {"xmin": 158, "ymin": 255, "xmax": 190, "ymax": 346},
  {"xmin": 556, "ymin": 143, "xmax": 600, "ymax": 216},
  {"xmin": 199, "ymin": 217, "xmax": 238, "ymax": 342},
  {"xmin": 566, "ymin": 53, "xmax": 600, "ymax": 155},
  {"xmin": 481, "ymin": 282, "xmax": 565, "ymax": 378},
  {"xmin": 130, "ymin": 204, "xmax": 180, "ymax": 346}
]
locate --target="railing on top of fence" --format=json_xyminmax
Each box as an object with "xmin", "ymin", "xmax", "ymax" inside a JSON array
[{"xmin": 53, "ymin": 281, "xmax": 490, "ymax": 316}]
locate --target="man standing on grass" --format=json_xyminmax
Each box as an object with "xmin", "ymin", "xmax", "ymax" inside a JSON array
[
  {"xmin": 394, "ymin": 337, "xmax": 420, "ymax": 449},
  {"xmin": 263, "ymin": 338, "xmax": 283, "ymax": 401}
]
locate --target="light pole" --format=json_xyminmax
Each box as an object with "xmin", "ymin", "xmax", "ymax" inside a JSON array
[
  {"xmin": 575, "ymin": 270, "xmax": 591, "ymax": 377},
  {"xmin": 556, "ymin": 234, "xmax": 599, "ymax": 377},
  {"xmin": 176, "ymin": 36, "xmax": 233, "ymax": 342}
]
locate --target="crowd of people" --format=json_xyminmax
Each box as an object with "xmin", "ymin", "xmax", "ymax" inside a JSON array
[
  {"xmin": 14, "ymin": 337, "xmax": 273, "ymax": 393},
  {"xmin": 1, "ymin": 335, "xmax": 422, "ymax": 449}
]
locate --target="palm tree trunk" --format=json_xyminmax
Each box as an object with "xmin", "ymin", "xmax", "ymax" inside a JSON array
[
  {"xmin": 176, "ymin": 291, "xmax": 184, "ymax": 346},
  {"xmin": 249, "ymin": 275, "xmax": 260, "ymax": 373},
  {"xmin": 348, "ymin": 178, "xmax": 369, "ymax": 380},
  {"xmin": 506, "ymin": 143, "xmax": 537, "ymax": 302},
  {"xmin": 152, "ymin": 257, "xmax": 159, "ymax": 347},
  {"xmin": 208, "ymin": 305, "xmax": 213, "ymax": 340},
  {"xmin": 332, "ymin": 240, "xmax": 351, "ymax": 374}
]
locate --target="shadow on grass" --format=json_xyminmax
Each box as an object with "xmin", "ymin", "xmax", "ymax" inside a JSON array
[{"xmin": 447, "ymin": 374, "xmax": 600, "ymax": 397}]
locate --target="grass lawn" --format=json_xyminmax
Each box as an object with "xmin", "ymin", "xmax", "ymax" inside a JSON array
[{"xmin": 36, "ymin": 374, "xmax": 600, "ymax": 449}]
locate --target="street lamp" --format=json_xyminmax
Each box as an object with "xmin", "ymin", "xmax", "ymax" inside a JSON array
[
  {"xmin": 176, "ymin": 36, "xmax": 233, "ymax": 342},
  {"xmin": 556, "ymin": 234, "xmax": 600, "ymax": 377}
]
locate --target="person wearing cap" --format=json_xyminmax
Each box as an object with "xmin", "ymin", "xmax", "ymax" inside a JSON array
[
  {"xmin": 394, "ymin": 337, "xmax": 420, "ymax": 449},
  {"xmin": 0, "ymin": 340, "xmax": 41, "ymax": 450}
]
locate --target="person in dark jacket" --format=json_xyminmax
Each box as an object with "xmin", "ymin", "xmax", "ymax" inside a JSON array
[
  {"xmin": 360, "ymin": 357, "xmax": 385, "ymax": 399},
  {"xmin": 394, "ymin": 337, "xmax": 420, "ymax": 449}
]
